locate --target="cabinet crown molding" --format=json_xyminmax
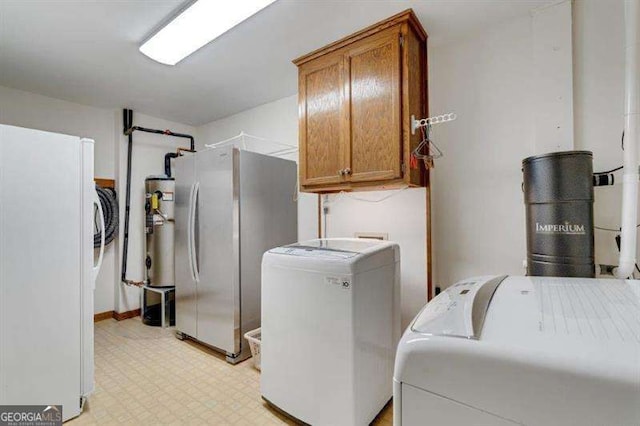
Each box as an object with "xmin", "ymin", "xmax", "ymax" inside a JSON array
[{"xmin": 293, "ymin": 9, "xmax": 427, "ymax": 67}]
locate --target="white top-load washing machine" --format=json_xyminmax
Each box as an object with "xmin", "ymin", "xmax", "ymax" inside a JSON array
[
  {"xmin": 394, "ymin": 275, "xmax": 640, "ymax": 426},
  {"xmin": 261, "ymin": 238, "xmax": 401, "ymax": 425}
]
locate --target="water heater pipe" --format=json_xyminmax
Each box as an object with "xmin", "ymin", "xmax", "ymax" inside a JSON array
[
  {"xmin": 120, "ymin": 108, "xmax": 196, "ymax": 286},
  {"xmin": 615, "ymin": 0, "xmax": 640, "ymax": 279}
]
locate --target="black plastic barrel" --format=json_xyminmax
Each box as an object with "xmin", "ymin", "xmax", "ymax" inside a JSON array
[{"xmin": 522, "ymin": 151, "xmax": 595, "ymax": 278}]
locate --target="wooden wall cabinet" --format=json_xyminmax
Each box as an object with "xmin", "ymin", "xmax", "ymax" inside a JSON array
[{"xmin": 294, "ymin": 9, "xmax": 428, "ymax": 193}]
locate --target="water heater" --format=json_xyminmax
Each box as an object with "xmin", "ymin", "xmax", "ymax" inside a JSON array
[
  {"xmin": 144, "ymin": 175, "xmax": 176, "ymax": 326},
  {"xmin": 522, "ymin": 151, "xmax": 595, "ymax": 278}
]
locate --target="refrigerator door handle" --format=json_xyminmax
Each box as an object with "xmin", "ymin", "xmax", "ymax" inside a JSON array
[
  {"xmin": 191, "ymin": 181, "xmax": 201, "ymax": 283},
  {"xmin": 187, "ymin": 182, "xmax": 196, "ymax": 282},
  {"xmin": 93, "ymin": 188, "xmax": 105, "ymax": 284}
]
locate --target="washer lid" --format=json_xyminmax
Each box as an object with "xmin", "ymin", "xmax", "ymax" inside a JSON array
[
  {"xmin": 269, "ymin": 238, "xmax": 393, "ymax": 259},
  {"xmin": 269, "ymin": 245, "xmax": 359, "ymax": 260},
  {"xmin": 411, "ymin": 275, "xmax": 507, "ymax": 339}
]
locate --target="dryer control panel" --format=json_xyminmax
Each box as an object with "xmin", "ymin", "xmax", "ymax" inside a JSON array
[{"xmin": 411, "ymin": 275, "xmax": 507, "ymax": 339}]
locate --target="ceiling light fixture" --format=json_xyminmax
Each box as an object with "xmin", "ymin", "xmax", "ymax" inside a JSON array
[{"xmin": 140, "ymin": 0, "xmax": 276, "ymax": 66}]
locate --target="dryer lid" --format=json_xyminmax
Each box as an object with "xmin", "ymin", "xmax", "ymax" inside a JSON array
[{"xmin": 411, "ymin": 275, "xmax": 507, "ymax": 339}]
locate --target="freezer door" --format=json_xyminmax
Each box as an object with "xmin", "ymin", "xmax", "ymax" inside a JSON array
[
  {"xmin": 238, "ymin": 151, "xmax": 298, "ymax": 340},
  {"xmin": 194, "ymin": 146, "xmax": 238, "ymax": 354},
  {"xmin": 175, "ymin": 154, "xmax": 198, "ymax": 337},
  {"xmin": 0, "ymin": 125, "xmax": 83, "ymax": 421}
]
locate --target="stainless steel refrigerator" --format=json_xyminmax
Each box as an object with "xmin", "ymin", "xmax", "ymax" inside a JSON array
[{"xmin": 174, "ymin": 146, "xmax": 297, "ymax": 363}]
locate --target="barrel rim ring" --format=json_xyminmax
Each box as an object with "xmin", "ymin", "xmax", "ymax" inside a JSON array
[{"xmin": 522, "ymin": 150, "xmax": 593, "ymax": 165}]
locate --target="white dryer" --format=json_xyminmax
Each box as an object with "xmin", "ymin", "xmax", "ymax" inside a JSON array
[
  {"xmin": 261, "ymin": 238, "xmax": 401, "ymax": 426},
  {"xmin": 394, "ymin": 275, "xmax": 640, "ymax": 426}
]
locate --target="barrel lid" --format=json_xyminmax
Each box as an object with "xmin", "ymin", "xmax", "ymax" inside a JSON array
[
  {"xmin": 522, "ymin": 150, "xmax": 592, "ymax": 166},
  {"xmin": 145, "ymin": 175, "xmax": 175, "ymax": 181}
]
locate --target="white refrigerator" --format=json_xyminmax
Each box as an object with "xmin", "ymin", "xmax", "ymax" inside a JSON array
[{"xmin": 0, "ymin": 124, "xmax": 104, "ymax": 421}]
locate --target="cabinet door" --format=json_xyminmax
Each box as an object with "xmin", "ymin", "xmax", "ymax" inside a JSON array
[
  {"xmin": 299, "ymin": 51, "xmax": 349, "ymax": 186},
  {"xmin": 346, "ymin": 27, "xmax": 402, "ymax": 182}
]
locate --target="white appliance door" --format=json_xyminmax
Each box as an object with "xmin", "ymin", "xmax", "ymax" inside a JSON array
[
  {"xmin": 195, "ymin": 147, "xmax": 238, "ymax": 354},
  {"xmin": 81, "ymin": 138, "xmax": 98, "ymax": 399},
  {"xmin": 0, "ymin": 125, "xmax": 83, "ymax": 421},
  {"xmin": 175, "ymin": 154, "xmax": 198, "ymax": 337}
]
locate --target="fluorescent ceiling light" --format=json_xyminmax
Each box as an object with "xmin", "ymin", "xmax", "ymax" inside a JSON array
[{"xmin": 140, "ymin": 0, "xmax": 276, "ymax": 66}]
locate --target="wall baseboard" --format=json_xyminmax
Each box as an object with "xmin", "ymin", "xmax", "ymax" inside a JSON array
[
  {"xmin": 94, "ymin": 311, "xmax": 114, "ymax": 322},
  {"xmin": 112, "ymin": 309, "xmax": 141, "ymax": 321},
  {"xmin": 94, "ymin": 309, "xmax": 141, "ymax": 322}
]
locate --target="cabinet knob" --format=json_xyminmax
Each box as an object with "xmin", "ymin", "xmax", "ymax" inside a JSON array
[
  {"xmin": 338, "ymin": 169, "xmax": 345, "ymax": 176},
  {"xmin": 344, "ymin": 168, "xmax": 352, "ymax": 175}
]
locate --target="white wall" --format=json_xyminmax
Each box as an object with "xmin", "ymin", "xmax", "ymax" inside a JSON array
[
  {"xmin": 0, "ymin": 85, "xmax": 117, "ymax": 314},
  {"xmin": 115, "ymin": 112, "xmax": 196, "ymax": 313},
  {"xmin": 198, "ymin": 96, "xmax": 298, "ymax": 151},
  {"xmin": 429, "ymin": 15, "xmax": 537, "ymax": 288},
  {"xmin": 532, "ymin": 0, "xmax": 574, "ymax": 153},
  {"xmin": 323, "ymin": 189, "xmax": 427, "ymax": 327}
]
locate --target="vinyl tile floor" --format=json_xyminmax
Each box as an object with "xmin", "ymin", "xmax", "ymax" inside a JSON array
[{"xmin": 69, "ymin": 318, "xmax": 393, "ymax": 425}]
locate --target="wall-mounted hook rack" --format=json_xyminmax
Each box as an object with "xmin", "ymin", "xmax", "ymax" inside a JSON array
[{"xmin": 411, "ymin": 113, "xmax": 457, "ymax": 135}]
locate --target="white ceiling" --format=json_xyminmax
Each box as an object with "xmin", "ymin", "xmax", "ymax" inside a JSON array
[{"xmin": 0, "ymin": 0, "xmax": 554, "ymax": 126}]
